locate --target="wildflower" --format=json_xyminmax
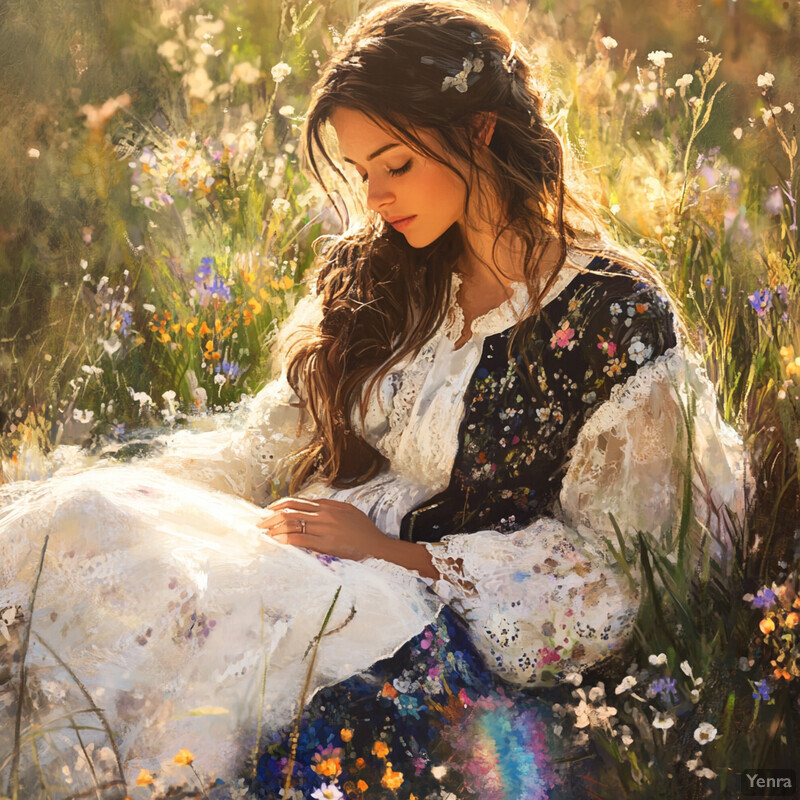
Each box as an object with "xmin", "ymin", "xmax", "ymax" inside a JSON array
[
  {"xmin": 136, "ymin": 769, "xmax": 155, "ymax": 786},
  {"xmin": 746, "ymin": 587, "xmax": 777, "ymax": 608},
  {"xmin": 733, "ymin": 127, "xmax": 743, "ymax": 140},
  {"xmin": 550, "ymin": 320, "xmax": 576, "ymax": 350},
  {"xmin": 760, "ymin": 617, "xmax": 775, "ymax": 635},
  {"xmin": 785, "ymin": 102, "xmax": 795, "ymax": 113},
  {"xmin": 752, "ymin": 678, "xmax": 770, "ymax": 701},
  {"xmin": 748, "ymin": 288, "xmax": 773, "ymax": 317},
  {"xmin": 601, "ymin": 36, "xmax": 618, "ymax": 50},
  {"xmin": 664, "ymin": 87, "xmax": 675, "ymax": 99},
  {"xmin": 232, "ymin": 61, "xmax": 261, "ymax": 84},
  {"xmin": 312, "ymin": 757, "xmax": 342, "ymax": 779},
  {"xmin": 676, "ymin": 73, "xmax": 693, "ymax": 89},
  {"xmin": 431, "ymin": 765, "xmax": 448, "ymax": 780},
  {"xmin": 648, "ymin": 652, "xmax": 668, "ymax": 667},
  {"xmin": 786, "ymin": 612, "xmax": 799, "ymax": 627},
  {"xmin": 697, "ymin": 35, "xmax": 709, "ymax": 43},
  {"xmin": 381, "ymin": 764, "xmax": 404, "ymax": 790},
  {"xmin": 647, "ymin": 50, "xmax": 673, "ymax": 69},
  {"xmin": 649, "ymin": 677, "xmax": 678, "ymax": 704},
  {"xmin": 440, "ymin": 55, "xmax": 484, "ymax": 93},
  {"xmin": 271, "ymin": 61, "xmax": 292, "ymax": 83},
  {"xmin": 358, "ymin": 780, "xmax": 368, "ymax": 792},
  {"xmin": 693, "ymin": 722, "xmax": 718, "ymax": 745},
  {"xmin": 271, "ymin": 197, "xmax": 291, "ymax": 217},
  {"xmin": 651, "ymin": 709, "xmax": 675, "ymax": 743},
  {"xmin": 173, "ymin": 748, "xmax": 194, "ymax": 766},
  {"xmin": 340, "ymin": 728, "xmax": 353, "ymax": 742},
  {"xmin": 615, "ymin": 675, "xmax": 637, "ymax": 694},
  {"xmin": 278, "ymin": 104, "xmax": 295, "ymax": 117},
  {"xmin": 757, "ymin": 72, "xmax": 775, "ymax": 89},
  {"xmin": 372, "ymin": 740, "xmax": 389, "ymax": 759},
  {"xmin": 311, "ymin": 784, "xmax": 343, "ymax": 800}
]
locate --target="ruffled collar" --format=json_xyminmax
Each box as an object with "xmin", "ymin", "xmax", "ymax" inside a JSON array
[{"xmin": 443, "ymin": 255, "xmax": 588, "ymax": 346}]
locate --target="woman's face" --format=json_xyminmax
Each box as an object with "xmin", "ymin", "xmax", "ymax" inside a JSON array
[{"xmin": 329, "ymin": 107, "xmax": 468, "ymax": 248}]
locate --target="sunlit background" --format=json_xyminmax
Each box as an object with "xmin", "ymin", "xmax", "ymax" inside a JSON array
[{"xmin": 0, "ymin": 0, "xmax": 798, "ymax": 796}]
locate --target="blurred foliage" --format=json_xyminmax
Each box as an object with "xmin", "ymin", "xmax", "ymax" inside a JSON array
[{"xmin": 0, "ymin": 0, "xmax": 799, "ymax": 797}]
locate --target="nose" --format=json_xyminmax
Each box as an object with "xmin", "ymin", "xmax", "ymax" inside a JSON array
[{"xmin": 365, "ymin": 175, "xmax": 395, "ymax": 213}]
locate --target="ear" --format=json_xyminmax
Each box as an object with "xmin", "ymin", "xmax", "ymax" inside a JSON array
[{"xmin": 471, "ymin": 111, "xmax": 497, "ymax": 147}]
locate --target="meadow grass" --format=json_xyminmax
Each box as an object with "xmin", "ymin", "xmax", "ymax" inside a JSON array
[{"xmin": 0, "ymin": 0, "xmax": 798, "ymax": 797}]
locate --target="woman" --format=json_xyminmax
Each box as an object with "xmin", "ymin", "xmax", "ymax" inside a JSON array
[{"xmin": 0, "ymin": 1, "xmax": 745, "ymax": 798}]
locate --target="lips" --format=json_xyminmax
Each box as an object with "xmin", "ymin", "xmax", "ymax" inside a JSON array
[{"xmin": 386, "ymin": 215, "xmax": 416, "ymax": 231}]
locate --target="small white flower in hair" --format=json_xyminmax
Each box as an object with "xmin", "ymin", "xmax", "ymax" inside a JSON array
[{"xmin": 441, "ymin": 55, "xmax": 483, "ymax": 93}]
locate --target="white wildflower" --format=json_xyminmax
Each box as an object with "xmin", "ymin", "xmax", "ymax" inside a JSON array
[
  {"xmin": 278, "ymin": 104, "xmax": 295, "ymax": 117},
  {"xmin": 0, "ymin": 607, "xmax": 19, "ymax": 641},
  {"xmin": 772, "ymin": 105, "xmax": 783, "ymax": 115},
  {"xmin": 665, "ymin": 87, "xmax": 675, "ymax": 99},
  {"xmin": 757, "ymin": 72, "xmax": 775, "ymax": 89},
  {"xmin": 610, "ymin": 203, "xmax": 620, "ymax": 215},
  {"xmin": 696, "ymin": 767, "xmax": 718, "ymax": 779},
  {"xmin": 271, "ymin": 197, "xmax": 291, "ymax": 216},
  {"xmin": 733, "ymin": 127, "xmax": 743, "ymax": 139},
  {"xmin": 563, "ymin": 671, "xmax": 583, "ymax": 686},
  {"xmin": 676, "ymin": 73, "xmax": 694, "ymax": 89},
  {"xmin": 693, "ymin": 722, "xmax": 718, "ymax": 745},
  {"xmin": 185, "ymin": 67, "xmax": 214, "ymax": 101},
  {"xmin": 72, "ymin": 409, "xmax": 94, "ymax": 424},
  {"xmin": 785, "ymin": 102, "xmax": 795, "ymax": 113},
  {"xmin": 601, "ymin": 36, "xmax": 618, "ymax": 50},
  {"xmin": 214, "ymin": 373, "xmax": 227, "ymax": 386},
  {"xmin": 679, "ymin": 660, "xmax": 693, "ymax": 678},
  {"xmin": 271, "ymin": 61, "xmax": 292, "ymax": 83},
  {"xmin": 762, "ymin": 107, "xmax": 774, "ymax": 125},
  {"xmin": 430, "ymin": 765, "xmax": 447, "ymax": 780},
  {"xmin": 27, "ymin": 147, "xmax": 40, "ymax": 158},
  {"xmin": 588, "ymin": 683, "xmax": 606, "ymax": 703},
  {"xmin": 647, "ymin": 50, "xmax": 673, "ymax": 69},
  {"xmin": 233, "ymin": 61, "xmax": 261, "ymax": 84},
  {"xmin": 131, "ymin": 390, "xmax": 153, "ymax": 407},
  {"xmin": 690, "ymin": 688, "xmax": 700, "ymax": 703},
  {"xmin": 697, "ymin": 35, "xmax": 709, "ymax": 43},
  {"xmin": 143, "ymin": 303, "xmax": 156, "ymax": 313},
  {"xmin": 615, "ymin": 675, "xmax": 638, "ymax": 695}
]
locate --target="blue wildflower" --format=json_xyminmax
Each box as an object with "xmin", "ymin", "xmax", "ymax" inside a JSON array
[
  {"xmin": 649, "ymin": 677, "xmax": 678, "ymax": 704},
  {"xmin": 748, "ymin": 288, "xmax": 773, "ymax": 317},
  {"xmin": 751, "ymin": 588, "xmax": 777, "ymax": 609},
  {"xmin": 208, "ymin": 275, "xmax": 232, "ymax": 301},
  {"xmin": 752, "ymin": 678, "xmax": 770, "ymax": 701},
  {"xmin": 215, "ymin": 360, "xmax": 241, "ymax": 382}
]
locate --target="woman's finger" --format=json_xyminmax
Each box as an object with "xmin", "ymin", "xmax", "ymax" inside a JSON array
[{"xmin": 265, "ymin": 497, "xmax": 321, "ymax": 512}]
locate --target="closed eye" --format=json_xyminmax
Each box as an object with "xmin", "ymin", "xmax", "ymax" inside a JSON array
[{"xmin": 358, "ymin": 159, "xmax": 413, "ymax": 183}]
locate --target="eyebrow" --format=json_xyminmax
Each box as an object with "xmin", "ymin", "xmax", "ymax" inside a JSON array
[{"xmin": 342, "ymin": 143, "xmax": 401, "ymax": 165}]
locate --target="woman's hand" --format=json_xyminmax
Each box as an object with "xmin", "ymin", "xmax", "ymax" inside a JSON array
[
  {"xmin": 257, "ymin": 497, "xmax": 389, "ymax": 562},
  {"xmin": 257, "ymin": 497, "xmax": 440, "ymax": 579}
]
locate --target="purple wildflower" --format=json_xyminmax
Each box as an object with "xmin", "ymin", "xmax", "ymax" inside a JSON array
[
  {"xmin": 748, "ymin": 288, "xmax": 773, "ymax": 317},
  {"xmin": 207, "ymin": 275, "xmax": 232, "ymax": 301},
  {"xmin": 649, "ymin": 677, "xmax": 679, "ymax": 704},
  {"xmin": 752, "ymin": 678, "xmax": 770, "ymax": 701},
  {"xmin": 215, "ymin": 360, "xmax": 241, "ymax": 382},
  {"xmin": 750, "ymin": 588, "xmax": 776, "ymax": 608}
]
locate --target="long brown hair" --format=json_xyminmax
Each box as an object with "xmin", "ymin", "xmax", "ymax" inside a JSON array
[{"xmin": 283, "ymin": 0, "xmax": 672, "ymax": 493}]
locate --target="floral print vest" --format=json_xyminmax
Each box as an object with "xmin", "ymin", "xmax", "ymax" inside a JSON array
[{"xmin": 399, "ymin": 256, "xmax": 678, "ymax": 543}]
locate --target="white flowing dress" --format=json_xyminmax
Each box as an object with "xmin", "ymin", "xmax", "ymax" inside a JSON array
[{"xmin": 0, "ymin": 253, "xmax": 747, "ymax": 797}]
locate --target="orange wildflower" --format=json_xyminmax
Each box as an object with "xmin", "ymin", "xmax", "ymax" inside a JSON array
[
  {"xmin": 311, "ymin": 757, "xmax": 341, "ymax": 779},
  {"xmin": 381, "ymin": 763, "xmax": 404, "ymax": 790},
  {"xmin": 760, "ymin": 618, "xmax": 776, "ymax": 635},
  {"xmin": 173, "ymin": 748, "xmax": 194, "ymax": 766},
  {"xmin": 340, "ymin": 727, "xmax": 353, "ymax": 742},
  {"xmin": 382, "ymin": 682, "xmax": 398, "ymax": 699},
  {"xmin": 785, "ymin": 612, "xmax": 799, "ymax": 628},
  {"xmin": 773, "ymin": 665, "xmax": 793, "ymax": 681},
  {"xmin": 199, "ymin": 321, "xmax": 212, "ymax": 337},
  {"xmin": 186, "ymin": 318, "xmax": 198, "ymax": 338},
  {"xmin": 354, "ymin": 757, "xmax": 366, "ymax": 771},
  {"xmin": 136, "ymin": 768, "xmax": 154, "ymax": 786},
  {"xmin": 248, "ymin": 298, "xmax": 262, "ymax": 315},
  {"xmin": 372, "ymin": 741, "xmax": 389, "ymax": 759},
  {"xmin": 357, "ymin": 780, "xmax": 368, "ymax": 792}
]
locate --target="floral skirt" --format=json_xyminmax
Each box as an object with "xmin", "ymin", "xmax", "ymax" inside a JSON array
[{"xmin": 248, "ymin": 606, "xmax": 586, "ymax": 800}]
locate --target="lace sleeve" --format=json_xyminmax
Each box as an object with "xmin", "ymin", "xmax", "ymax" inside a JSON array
[
  {"xmin": 148, "ymin": 292, "xmax": 322, "ymax": 505},
  {"xmin": 421, "ymin": 345, "xmax": 749, "ymax": 688}
]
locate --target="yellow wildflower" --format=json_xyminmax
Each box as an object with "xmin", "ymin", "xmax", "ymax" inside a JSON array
[
  {"xmin": 136, "ymin": 768, "xmax": 154, "ymax": 786},
  {"xmin": 173, "ymin": 748, "xmax": 195, "ymax": 766}
]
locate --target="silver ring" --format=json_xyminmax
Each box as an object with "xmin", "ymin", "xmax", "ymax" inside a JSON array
[{"xmin": 300, "ymin": 519, "xmax": 306, "ymax": 534}]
